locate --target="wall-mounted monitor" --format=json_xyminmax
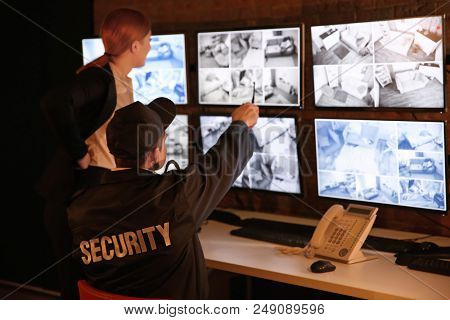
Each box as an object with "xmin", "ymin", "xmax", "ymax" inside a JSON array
[
  {"xmin": 198, "ymin": 27, "xmax": 301, "ymax": 107},
  {"xmin": 200, "ymin": 116, "xmax": 301, "ymax": 193},
  {"xmin": 311, "ymin": 16, "xmax": 444, "ymax": 108},
  {"xmin": 156, "ymin": 114, "xmax": 189, "ymax": 174},
  {"xmin": 315, "ymin": 119, "xmax": 447, "ymax": 212},
  {"xmin": 82, "ymin": 34, "xmax": 188, "ymax": 105}
]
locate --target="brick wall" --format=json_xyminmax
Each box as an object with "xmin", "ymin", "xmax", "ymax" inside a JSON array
[
  {"xmin": 93, "ymin": 0, "xmax": 450, "ymax": 235},
  {"xmin": 94, "ymin": 0, "xmax": 449, "ymax": 42}
]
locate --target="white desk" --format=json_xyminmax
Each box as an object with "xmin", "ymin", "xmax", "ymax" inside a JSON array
[{"xmin": 199, "ymin": 209, "xmax": 450, "ymax": 300}]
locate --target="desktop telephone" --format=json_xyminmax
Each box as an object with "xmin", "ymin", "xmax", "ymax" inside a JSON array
[{"xmin": 279, "ymin": 204, "xmax": 378, "ymax": 264}]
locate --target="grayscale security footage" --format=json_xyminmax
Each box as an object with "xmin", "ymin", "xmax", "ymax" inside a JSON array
[
  {"xmin": 156, "ymin": 115, "xmax": 189, "ymax": 173},
  {"xmin": 198, "ymin": 27, "xmax": 301, "ymax": 107},
  {"xmin": 200, "ymin": 116, "xmax": 301, "ymax": 193},
  {"xmin": 311, "ymin": 16, "xmax": 444, "ymax": 108}
]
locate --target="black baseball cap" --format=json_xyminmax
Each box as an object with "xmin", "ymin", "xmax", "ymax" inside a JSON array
[{"xmin": 107, "ymin": 97, "xmax": 176, "ymax": 161}]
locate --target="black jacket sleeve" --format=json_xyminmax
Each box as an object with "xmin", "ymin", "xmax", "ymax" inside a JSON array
[
  {"xmin": 178, "ymin": 120, "xmax": 255, "ymax": 229},
  {"xmin": 41, "ymin": 67, "xmax": 111, "ymax": 161}
]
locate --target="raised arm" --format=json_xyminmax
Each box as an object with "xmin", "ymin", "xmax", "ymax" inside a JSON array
[{"xmin": 179, "ymin": 103, "xmax": 259, "ymax": 229}]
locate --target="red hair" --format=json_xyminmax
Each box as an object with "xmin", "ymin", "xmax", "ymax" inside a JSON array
[{"xmin": 77, "ymin": 8, "xmax": 151, "ymax": 74}]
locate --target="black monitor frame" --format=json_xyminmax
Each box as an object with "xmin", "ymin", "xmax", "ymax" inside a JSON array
[
  {"xmin": 199, "ymin": 113, "xmax": 303, "ymax": 195},
  {"xmin": 314, "ymin": 118, "xmax": 448, "ymax": 215},
  {"xmin": 196, "ymin": 24, "xmax": 304, "ymax": 108},
  {"xmin": 81, "ymin": 33, "xmax": 190, "ymax": 105},
  {"xmin": 310, "ymin": 14, "xmax": 446, "ymax": 112}
]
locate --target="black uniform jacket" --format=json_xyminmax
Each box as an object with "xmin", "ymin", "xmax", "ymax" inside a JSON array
[
  {"xmin": 38, "ymin": 64, "xmax": 116, "ymax": 197},
  {"xmin": 68, "ymin": 121, "xmax": 255, "ymax": 299}
]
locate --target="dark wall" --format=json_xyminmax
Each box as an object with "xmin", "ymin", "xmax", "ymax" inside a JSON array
[
  {"xmin": 93, "ymin": 0, "xmax": 450, "ymax": 236},
  {"xmin": 1, "ymin": 0, "xmax": 93, "ymax": 290}
]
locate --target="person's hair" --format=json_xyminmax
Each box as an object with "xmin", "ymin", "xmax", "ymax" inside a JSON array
[
  {"xmin": 115, "ymin": 155, "xmax": 148, "ymax": 169},
  {"xmin": 114, "ymin": 133, "xmax": 166, "ymax": 169},
  {"xmin": 77, "ymin": 8, "xmax": 151, "ymax": 74}
]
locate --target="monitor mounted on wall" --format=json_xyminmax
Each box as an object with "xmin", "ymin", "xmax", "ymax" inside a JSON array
[
  {"xmin": 200, "ymin": 115, "xmax": 301, "ymax": 194},
  {"xmin": 311, "ymin": 16, "xmax": 445, "ymax": 108},
  {"xmin": 82, "ymin": 34, "xmax": 188, "ymax": 105},
  {"xmin": 197, "ymin": 27, "xmax": 302, "ymax": 107},
  {"xmin": 315, "ymin": 119, "xmax": 447, "ymax": 212}
]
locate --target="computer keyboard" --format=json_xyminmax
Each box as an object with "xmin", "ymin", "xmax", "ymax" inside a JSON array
[
  {"xmin": 232, "ymin": 219, "xmax": 313, "ymax": 248},
  {"xmin": 363, "ymin": 236, "xmax": 416, "ymax": 253},
  {"xmin": 408, "ymin": 257, "xmax": 450, "ymax": 276},
  {"xmin": 231, "ymin": 218, "xmax": 422, "ymax": 253}
]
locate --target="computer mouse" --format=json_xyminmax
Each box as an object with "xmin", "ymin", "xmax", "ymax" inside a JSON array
[{"xmin": 310, "ymin": 260, "xmax": 336, "ymax": 273}]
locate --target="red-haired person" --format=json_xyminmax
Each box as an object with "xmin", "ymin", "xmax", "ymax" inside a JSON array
[{"xmin": 38, "ymin": 8, "xmax": 151, "ymax": 299}]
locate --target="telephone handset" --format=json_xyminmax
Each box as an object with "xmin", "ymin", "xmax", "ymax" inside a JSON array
[{"xmin": 304, "ymin": 204, "xmax": 378, "ymax": 264}]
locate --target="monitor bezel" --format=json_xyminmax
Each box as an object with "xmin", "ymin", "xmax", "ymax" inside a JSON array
[
  {"xmin": 196, "ymin": 24, "xmax": 304, "ymax": 109},
  {"xmin": 81, "ymin": 33, "xmax": 190, "ymax": 105},
  {"xmin": 310, "ymin": 14, "xmax": 447, "ymax": 111},
  {"xmin": 314, "ymin": 118, "xmax": 448, "ymax": 215},
  {"xmin": 199, "ymin": 113, "xmax": 303, "ymax": 195}
]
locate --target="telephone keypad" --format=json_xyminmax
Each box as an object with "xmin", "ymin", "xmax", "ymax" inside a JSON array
[{"xmin": 325, "ymin": 220, "xmax": 356, "ymax": 255}]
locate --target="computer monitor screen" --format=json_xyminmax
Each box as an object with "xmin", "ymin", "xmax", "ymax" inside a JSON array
[
  {"xmin": 198, "ymin": 27, "xmax": 301, "ymax": 107},
  {"xmin": 82, "ymin": 34, "xmax": 188, "ymax": 104},
  {"xmin": 315, "ymin": 119, "xmax": 446, "ymax": 212},
  {"xmin": 311, "ymin": 16, "xmax": 444, "ymax": 108},
  {"xmin": 200, "ymin": 116, "xmax": 301, "ymax": 193},
  {"xmin": 156, "ymin": 114, "xmax": 189, "ymax": 174},
  {"xmin": 81, "ymin": 38, "xmax": 104, "ymax": 65}
]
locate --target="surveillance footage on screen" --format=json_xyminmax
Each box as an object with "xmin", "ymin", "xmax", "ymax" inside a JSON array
[
  {"xmin": 200, "ymin": 116, "xmax": 301, "ymax": 193},
  {"xmin": 155, "ymin": 115, "xmax": 189, "ymax": 174},
  {"xmin": 198, "ymin": 27, "xmax": 301, "ymax": 107},
  {"xmin": 315, "ymin": 119, "xmax": 446, "ymax": 211},
  {"xmin": 82, "ymin": 34, "xmax": 188, "ymax": 104},
  {"xmin": 82, "ymin": 38, "xmax": 104, "ymax": 65},
  {"xmin": 311, "ymin": 16, "xmax": 444, "ymax": 108}
]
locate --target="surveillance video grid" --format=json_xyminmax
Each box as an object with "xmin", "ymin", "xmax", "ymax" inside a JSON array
[
  {"xmin": 200, "ymin": 116, "xmax": 301, "ymax": 193},
  {"xmin": 198, "ymin": 27, "xmax": 301, "ymax": 107},
  {"xmin": 315, "ymin": 119, "xmax": 446, "ymax": 211},
  {"xmin": 311, "ymin": 16, "xmax": 444, "ymax": 108}
]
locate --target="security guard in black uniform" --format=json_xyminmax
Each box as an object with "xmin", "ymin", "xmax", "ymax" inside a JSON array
[{"xmin": 68, "ymin": 98, "xmax": 259, "ymax": 299}]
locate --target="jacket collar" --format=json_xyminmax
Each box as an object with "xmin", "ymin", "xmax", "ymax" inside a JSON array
[
  {"xmin": 88, "ymin": 63, "xmax": 117, "ymax": 137},
  {"xmin": 83, "ymin": 167, "xmax": 157, "ymax": 186},
  {"xmin": 72, "ymin": 167, "xmax": 157, "ymax": 202}
]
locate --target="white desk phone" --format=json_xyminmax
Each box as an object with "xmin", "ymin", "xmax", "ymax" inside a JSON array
[{"xmin": 279, "ymin": 204, "xmax": 378, "ymax": 264}]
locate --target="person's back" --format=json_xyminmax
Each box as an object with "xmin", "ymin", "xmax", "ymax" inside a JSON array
[
  {"xmin": 68, "ymin": 99, "xmax": 259, "ymax": 299},
  {"xmin": 69, "ymin": 169, "xmax": 209, "ymax": 298},
  {"xmin": 38, "ymin": 8, "xmax": 152, "ymax": 298}
]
